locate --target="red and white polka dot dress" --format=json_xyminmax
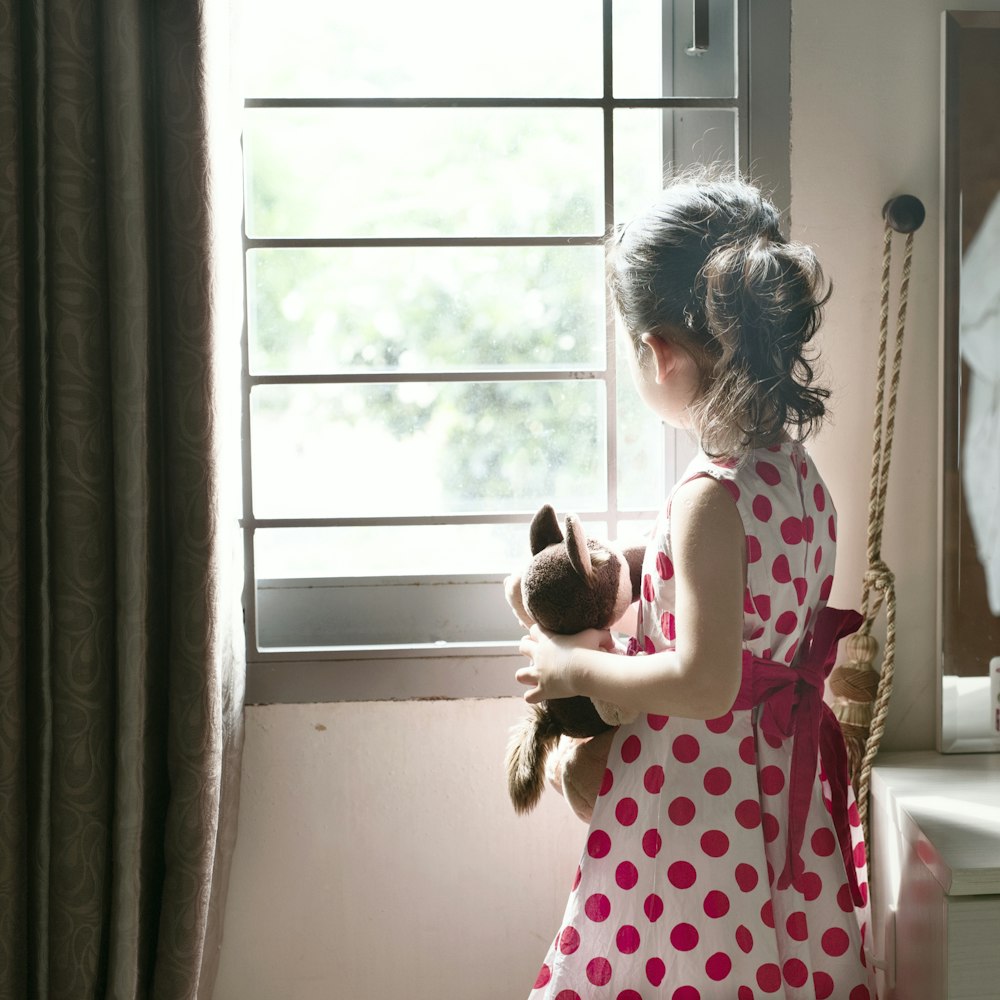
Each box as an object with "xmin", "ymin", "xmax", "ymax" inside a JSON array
[{"xmin": 527, "ymin": 442, "xmax": 877, "ymax": 1000}]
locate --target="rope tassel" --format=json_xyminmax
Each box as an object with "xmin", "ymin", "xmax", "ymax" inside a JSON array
[
  {"xmin": 829, "ymin": 633, "xmax": 880, "ymax": 779},
  {"xmin": 829, "ymin": 198, "xmax": 920, "ymax": 847}
]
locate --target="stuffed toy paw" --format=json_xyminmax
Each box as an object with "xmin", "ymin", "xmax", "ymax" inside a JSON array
[
  {"xmin": 504, "ymin": 504, "xmax": 645, "ymax": 814},
  {"xmin": 545, "ymin": 730, "xmax": 617, "ymax": 823}
]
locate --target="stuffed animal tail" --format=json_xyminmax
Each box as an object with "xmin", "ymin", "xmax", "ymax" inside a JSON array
[{"xmin": 505, "ymin": 704, "xmax": 563, "ymax": 815}]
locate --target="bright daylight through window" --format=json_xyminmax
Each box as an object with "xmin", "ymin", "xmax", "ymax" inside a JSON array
[{"xmin": 238, "ymin": 0, "xmax": 786, "ymax": 700}]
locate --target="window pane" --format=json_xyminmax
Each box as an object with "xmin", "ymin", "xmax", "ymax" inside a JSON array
[
  {"xmin": 241, "ymin": 0, "xmax": 603, "ymax": 99},
  {"xmin": 255, "ymin": 521, "xmax": 611, "ymax": 579},
  {"xmin": 248, "ymin": 247, "xmax": 606, "ymax": 375},
  {"xmin": 613, "ymin": 108, "xmax": 737, "ymax": 222},
  {"xmin": 255, "ymin": 576, "xmax": 526, "ymax": 648},
  {"xmin": 617, "ymin": 361, "xmax": 702, "ymax": 511},
  {"xmin": 251, "ymin": 381, "xmax": 607, "ymax": 517},
  {"xmin": 617, "ymin": 334, "xmax": 668, "ymax": 511},
  {"xmin": 615, "ymin": 519, "xmax": 656, "ymax": 547},
  {"xmin": 614, "ymin": 0, "xmax": 737, "ymax": 98},
  {"xmin": 244, "ymin": 109, "xmax": 605, "ymax": 239}
]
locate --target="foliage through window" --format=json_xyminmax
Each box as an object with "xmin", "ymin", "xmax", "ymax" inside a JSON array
[{"xmin": 238, "ymin": 0, "xmax": 787, "ymax": 698}]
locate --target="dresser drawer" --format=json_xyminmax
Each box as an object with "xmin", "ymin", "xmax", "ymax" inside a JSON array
[{"xmin": 870, "ymin": 752, "xmax": 1000, "ymax": 1000}]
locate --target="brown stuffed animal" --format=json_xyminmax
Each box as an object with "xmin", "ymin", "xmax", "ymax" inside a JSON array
[
  {"xmin": 504, "ymin": 505, "xmax": 645, "ymax": 815},
  {"xmin": 545, "ymin": 730, "xmax": 618, "ymax": 823}
]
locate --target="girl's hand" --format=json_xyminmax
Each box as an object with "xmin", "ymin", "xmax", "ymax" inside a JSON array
[{"xmin": 515, "ymin": 625, "xmax": 615, "ymax": 704}]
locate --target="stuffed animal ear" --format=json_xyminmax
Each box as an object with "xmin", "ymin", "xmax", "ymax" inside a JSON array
[
  {"xmin": 622, "ymin": 542, "xmax": 646, "ymax": 601},
  {"xmin": 529, "ymin": 504, "xmax": 563, "ymax": 555},
  {"xmin": 504, "ymin": 571, "xmax": 536, "ymax": 629},
  {"xmin": 564, "ymin": 515, "xmax": 593, "ymax": 581}
]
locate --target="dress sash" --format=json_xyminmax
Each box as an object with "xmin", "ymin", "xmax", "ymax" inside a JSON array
[{"xmin": 733, "ymin": 606, "xmax": 865, "ymax": 909}]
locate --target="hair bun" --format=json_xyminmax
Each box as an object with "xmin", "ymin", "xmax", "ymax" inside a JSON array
[
  {"xmin": 695, "ymin": 235, "xmax": 831, "ymax": 453},
  {"xmin": 606, "ymin": 173, "xmax": 831, "ymax": 458}
]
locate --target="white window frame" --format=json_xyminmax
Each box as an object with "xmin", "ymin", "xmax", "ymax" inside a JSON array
[{"xmin": 241, "ymin": 0, "xmax": 790, "ymax": 703}]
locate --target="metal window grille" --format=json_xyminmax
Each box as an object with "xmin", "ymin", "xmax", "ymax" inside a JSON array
[{"xmin": 239, "ymin": 0, "xmax": 784, "ymax": 702}]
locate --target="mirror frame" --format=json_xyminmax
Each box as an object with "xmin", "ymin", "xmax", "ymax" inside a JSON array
[{"xmin": 938, "ymin": 10, "xmax": 1000, "ymax": 752}]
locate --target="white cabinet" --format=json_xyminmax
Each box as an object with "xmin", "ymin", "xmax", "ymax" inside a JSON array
[{"xmin": 870, "ymin": 752, "xmax": 1000, "ymax": 1000}]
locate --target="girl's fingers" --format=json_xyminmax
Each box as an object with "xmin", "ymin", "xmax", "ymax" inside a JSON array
[
  {"xmin": 514, "ymin": 665, "xmax": 537, "ymax": 686},
  {"xmin": 514, "ymin": 667, "xmax": 542, "ymax": 702},
  {"xmin": 517, "ymin": 629, "xmax": 550, "ymax": 701},
  {"xmin": 518, "ymin": 634, "xmax": 537, "ymax": 659}
]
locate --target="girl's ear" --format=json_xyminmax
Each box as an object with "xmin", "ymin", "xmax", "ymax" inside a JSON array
[{"xmin": 640, "ymin": 333, "xmax": 680, "ymax": 385}]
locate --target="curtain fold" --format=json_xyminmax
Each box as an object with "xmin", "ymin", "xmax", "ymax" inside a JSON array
[{"xmin": 0, "ymin": 2, "xmax": 245, "ymax": 998}]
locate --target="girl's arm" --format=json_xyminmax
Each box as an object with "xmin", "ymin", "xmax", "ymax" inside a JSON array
[{"xmin": 516, "ymin": 476, "xmax": 745, "ymax": 720}]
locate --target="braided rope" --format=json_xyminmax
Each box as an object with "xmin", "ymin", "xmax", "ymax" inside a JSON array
[
  {"xmin": 856, "ymin": 562, "xmax": 896, "ymax": 837},
  {"xmin": 861, "ymin": 228, "xmax": 893, "ymax": 624},
  {"xmin": 853, "ymin": 228, "xmax": 914, "ymax": 846}
]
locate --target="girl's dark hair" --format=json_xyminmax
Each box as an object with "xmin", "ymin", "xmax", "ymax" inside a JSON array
[{"xmin": 607, "ymin": 172, "xmax": 831, "ymax": 458}]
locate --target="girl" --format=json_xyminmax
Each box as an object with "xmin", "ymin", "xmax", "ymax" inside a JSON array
[{"xmin": 515, "ymin": 176, "xmax": 876, "ymax": 1000}]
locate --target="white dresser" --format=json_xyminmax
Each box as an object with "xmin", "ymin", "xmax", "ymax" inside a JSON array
[{"xmin": 870, "ymin": 752, "xmax": 1000, "ymax": 1000}]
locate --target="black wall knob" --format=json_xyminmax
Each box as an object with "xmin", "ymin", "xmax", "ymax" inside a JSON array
[{"xmin": 882, "ymin": 195, "xmax": 926, "ymax": 234}]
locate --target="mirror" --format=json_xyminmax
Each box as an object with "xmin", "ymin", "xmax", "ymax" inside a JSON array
[{"xmin": 939, "ymin": 11, "xmax": 1000, "ymax": 752}]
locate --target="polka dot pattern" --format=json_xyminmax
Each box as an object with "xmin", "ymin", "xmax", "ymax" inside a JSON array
[
  {"xmin": 814, "ymin": 970, "xmax": 835, "ymax": 998},
  {"xmin": 616, "ymin": 798, "xmax": 638, "ymax": 827},
  {"xmin": 668, "ymin": 795, "xmax": 696, "ymax": 826},
  {"xmin": 670, "ymin": 923, "xmax": 699, "ymax": 951},
  {"xmin": 587, "ymin": 830, "xmax": 611, "ymax": 859},
  {"xmin": 672, "ymin": 734, "xmax": 700, "ymax": 763},
  {"xmin": 735, "ymin": 863, "xmax": 759, "ymax": 893},
  {"xmin": 646, "ymin": 958, "xmax": 666, "ymax": 987},
  {"xmin": 656, "ymin": 551, "xmax": 674, "ymax": 580},
  {"xmin": 706, "ymin": 951, "xmax": 732, "ymax": 981},
  {"xmin": 587, "ymin": 958, "xmax": 611, "ymax": 986},
  {"xmin": 616, "ymin": 861, "xmax": 638, "ymax": 890},
  {"xmin": 617, "ymin": 925, "xmax": 641, "ymax": 954},
  {"xmin": 585, "ymin": 893, "xmax": 610, "ymax": 922},
  {"xmin": 668, "ymin": 860, "xmax": 697, "ymax": 890},
  {"xmin": 621, "ymin": 735, "xmax": 642, "ymax": 764},
  {"xmin": 736, "ymin": 924, "xmax": 753, "ymax": 953},
  {"xmin": 704, "ymin": 766, "xmax": 732, "ymax": 796},
  {"xmin": 786, "ymin": 910, "xmax": 808, "ymax": 941},
  {"xmin": 558, "ymin": 926, "xmax": 580, "ymax": 954},
  {"xmin": 525, "ymin": 443, "xmax": 875, "ymax": 1000},
  {"xmin": 784, "ymin": 957, "xmax": 808, "ymax": 988},
  {"xmin": 644, "ymin": 764, "xmax": 665, "ymax": 794}
]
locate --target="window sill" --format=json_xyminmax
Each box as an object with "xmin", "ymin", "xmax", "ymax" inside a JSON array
[{"xmin": 245, "ymin": 641, "xmax": 525, "ymax": 703}]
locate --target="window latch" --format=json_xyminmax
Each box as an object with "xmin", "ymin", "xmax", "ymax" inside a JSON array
[{"xmin": 686, "ymin": 0, "xmax": 710, "ymax": 55}]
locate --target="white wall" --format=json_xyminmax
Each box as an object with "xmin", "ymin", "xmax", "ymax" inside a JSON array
[
  {"xmin": 214, "ymin": 2, "xmax": 1000, "ymax": 996},
  {"xmin": 213, "ymin": 699, "xmax": 584, "ymax": 999},
  {"xmin": 792, "ymin": 0, "xmax": 997, "ymax": 750}
]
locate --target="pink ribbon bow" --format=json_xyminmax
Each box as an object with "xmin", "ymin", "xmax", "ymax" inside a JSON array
[{"xmin": 733, "ymin": 606, "xmax": 865, "ymax": 909}]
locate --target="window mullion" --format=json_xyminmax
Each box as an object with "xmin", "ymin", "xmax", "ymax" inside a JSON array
[
  {"xmin": 603, "ymin": 0, "xmax": 619, "ymax": 534},
  {"xmin": 244, "ymin": 96, "xmax": 739, "ymax": 110},
  {"xmin": 240, "ymin": 204, "xmax": 262, "ymax": 657},
  {"xmin": 737, "ymin": 0, "xmax": 751, "ymax": 176},
  {"xmin": 245, "ymin": 510, "xmax": 662, "ymax": 530},
  {"xmin": 248, "ymin": 370, "xmax": 607, "ymax": 386}
]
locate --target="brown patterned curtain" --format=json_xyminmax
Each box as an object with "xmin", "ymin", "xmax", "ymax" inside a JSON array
[{"xmin": 0, "ymin": 2, "xmax": 245, "ymax": 998}]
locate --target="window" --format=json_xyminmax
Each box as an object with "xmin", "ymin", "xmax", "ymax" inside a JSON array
[{"xmin": 239, "ymin": 0, "xmax": 790, "ymax": 702}]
